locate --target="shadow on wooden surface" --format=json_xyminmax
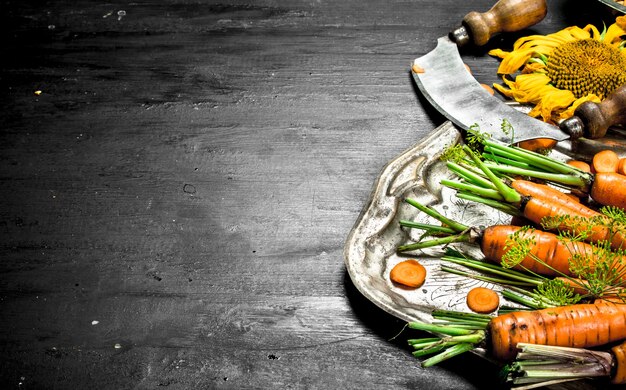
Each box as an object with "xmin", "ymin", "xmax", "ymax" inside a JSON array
[{"xmin": 342, "ymin": 268, "xmax": 508, "ymax": 390}]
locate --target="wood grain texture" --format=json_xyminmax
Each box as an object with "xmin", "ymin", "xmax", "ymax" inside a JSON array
[{"xmin": 0, "ymin": 0, "xmax": 618, "ymax": 389}]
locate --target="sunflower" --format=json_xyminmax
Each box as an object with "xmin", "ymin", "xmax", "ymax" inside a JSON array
[{"xmin": 489, "ymin": 16, "xmax": 626, "ymax": 124}]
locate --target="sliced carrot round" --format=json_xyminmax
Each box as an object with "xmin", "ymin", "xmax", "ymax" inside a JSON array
[
  {"xmin": 592, "ymin": 150, "xmax": 619, "ymax": 173},
  {"xmin": 566, "ymin": 160, "xmax": 591, "ymax": 173},
  {"xmin": 480, "ymin": 83, "xmax": 494, "ymax": 95},
  {"xmin": 389, "ymin": 259, "xmax": 426, "ymax": 288},
  {"xmin": 466, "ymin": 287, "xmax": 499, "ymax": 314}
]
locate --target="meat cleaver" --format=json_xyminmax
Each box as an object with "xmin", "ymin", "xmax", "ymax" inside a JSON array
[
  {"xmin": 412, "ymin": 0, "xmax": 626, "ymax": 145},
  {"xmin": 412, "ymin": 0, "xmax": 559, "ymax": 144}
]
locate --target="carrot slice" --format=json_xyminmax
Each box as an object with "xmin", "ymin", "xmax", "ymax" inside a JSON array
[
  {"xmin": 592, "ymin": 150, "xmax": 619, "ymax": 173},
  {"xmin": 566, "ymin": 160, "xmax": 591, "ymax": 173},
  {"xmin": 466, "ymin": 287, "xmax": 499, "ymax": 314},
  {"xmin": 389, "ymin": 259, "xmax": 426, "ymax": 288},
  {"xmin": 411, "ymin": 64, "xmax": 425, "ymax": 74},
  {"xmin": 481, "ymin": 84, "xmax": 494, "ymax": 95},
  {"xmin": 618, "ymin": 158, "xmax": 626, "ymax": 176}
]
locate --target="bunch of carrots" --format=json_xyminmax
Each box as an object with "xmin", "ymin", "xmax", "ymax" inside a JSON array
[{"xmin": 390, "ymin": 126, "xmax": 626, "ymax": 388}]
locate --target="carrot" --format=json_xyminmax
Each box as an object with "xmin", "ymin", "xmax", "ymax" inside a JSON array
[
  {"xmin": 466, "ymin": 287, "xmax": 499, "ymax": 314},
  {"xmin": 389, "ymin": 259, "xmax": 426, "ymax": 288},
  {"xmin": 448, "ymin": 159, "xmax": 626, "ymax": 249},
  {"xmin": 398, "ymin": 199, "xmax": 626, "ymax": 280},
  {"xmin": 480, "ymin": 225, "xmax": 597, "ymax": 277},
  {"xmin": 503, "ymin": 341, "xmax": 626, "ymax": 386},
  {"xmin": 476, "ymin": 136, "xmax": 626, "ymax": 210},
  {"xmin": 408, "ymin": 301, "xmax": 626, "ymax": 366},
  {"xmin": 489, "ymin": 301, "xmax": 626, "ymax": 361},
  {"xmin": 515, "ymin": 138, "xmax": 556, "ymax": 153},
  {"xmin": 618, "ymin": 158, "xmax": 626, "ymax": 175},
  {"xmin": 592, "ymin": 149, "xmax": 620, "ymax": 173},
  {"xmin": 510, "ymin": 180, "xmax": 587, "ymax": 214},
  {"xmin": 566, "ymin": 159, "xmax": 591, "ymax": 173},
  {"xmin": 590, "ymin": 172, "xmax": 626, "ymax": 210}
]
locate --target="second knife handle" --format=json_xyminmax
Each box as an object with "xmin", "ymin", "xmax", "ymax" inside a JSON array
[
  {"xmin": 576, "ymin": 84, "xmax": 626, "ymax": 139},
  {"xmin": 462, "ymin": 0, "xmax": 547, "ymax": 46}
]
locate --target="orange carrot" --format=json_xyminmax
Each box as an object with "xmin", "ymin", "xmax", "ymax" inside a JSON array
[
  {"xmin": 516, "ymin": 138, "xmax": 557, "ymax": 153},
  {"xmin": 592, "ymin": 150, "xmax": 620, "ymax": 173},
  {"xmin": 618, "ymin": 158, "xmax": 626, "ymax": 175},
  {"xmin": 507, "ymin": 181, "xmax": 626, "ymax": 250},
  {"xmin": 390, "ymin": 259, "xmax": 426, "ymax": 288},
  {"xmin": 466, "ymin": 287, "xmax": 499, "ymax": 314},
  {"xmin": 510, "ymin": 180, "xmax": 589, "ymax": 215},
  {"xmin": 566, "ymin": 159, "xmax": 591, "ymax": 173},
  {"xmin": 409, "ymin": 302, "xmax": 626, "ymax": 365},
  {"xmin": 480, "ymin": 225, "xmax": 603, "ymax": 278},
  {"xmin": 589, "ymin": 172, "xmax": 626, "ymax": 211},
  {"xmin": 489, "ymin": 301, "xmax": 626, "ymax": 361}
]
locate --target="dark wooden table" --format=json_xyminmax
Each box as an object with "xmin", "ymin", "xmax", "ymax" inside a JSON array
[{"xmin": 1, "ymin": 1, "xmax": 620, "ymax": 389}]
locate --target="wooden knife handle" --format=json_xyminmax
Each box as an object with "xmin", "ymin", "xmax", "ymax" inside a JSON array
[
  {"xmin": 460, "ymin": 0, "xmax": 547, "ymax": 46},
  {"xmin": 573, "ymin": 84, "xmax": 626, "ymax": 139}
]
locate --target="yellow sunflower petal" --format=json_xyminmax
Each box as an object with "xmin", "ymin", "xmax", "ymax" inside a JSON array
[
  {"xmin": 496, "ymin": 48, "xmax": 536, "ymax": 74},
  {"xmin": 538, "ymin": 87, "xmax": 576, "ymax": 121},
  {"xmin": 557, "ymin": 94, "xmax": 602, "ymax": 121},
  {"xmin": 490, "ymin": 19, "xmax": 626, "ymax": 125},
  {"xmin": 487, "ymin": 48, "xmax": 510, "ymax": 59},
  {"xmin": 521, "ymin": 62, "xmax": 545, "ymax": 74},
  {"xmin": 605, "ymin": 18, "xmax": 626, "ymax": 45},
  {"xmin": 572, "ymin": 25, "xmax": 595, "ymax": 40}
]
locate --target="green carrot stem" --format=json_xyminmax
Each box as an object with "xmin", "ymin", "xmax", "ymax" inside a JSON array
[
  {"xmin": 483, "ymin": 139, "xmax": 594, "ymax": 186},
  {"xmin": 430, "ymin": 321, "xmax": 490, "ymax": 330},
  {"xmin": 442, "ymin": 255, "xmax": 543, "ymax": 282},
  {"xmin": 441, "ymin": 265, "xmax": 537, "ymax": 287},
  {"xmin": 483, "ymin": 162, "xmax": 588, "ymax": 188},
  {"xmin": 397, "ymin": 233, "xmax": 471, "ymax": 252},
  {"xmin": 500, "ymin": 289, "xmax": 553, "ymax": 310},
  {"xmin": 441, "ymin": 179, "xmax": 504, "ymax": 201},
  {"xmin": 404, "ymin": 198, "xmax": 468, "ymax": 232},
  {"xmin": 498, "ymin": 305, "xmax": 531, "ymax": 313},
  {"xmin": 421, "ymin": 342, "xmax": 479, "ymax": 367},
  {"xmin": 407, "ymin": 337, "xmax": 442, "ymax": 346},
  {"xmin": 504, "ymin": 343, "xmax": 614, "ymax": 386},
  {"xmin": 463, "ymin": 146, "xmax": 521, "ymax": 203},
  {"xmin": 441, "ymin": 256, "xmax": 543, "ymax": 286},
  {"xmin": 455, "ymin": 192, "xmax": 522, "ymax": 216},
  {"xmin": 482, "ymin": 153, "xmax": 537, "ymax": 170},
  {"xmin": 483, "ymin": 145, "xmax": 559, "ymax": 173},
  {"xmin": 407, "ymin": 321, "xmax": 478, "ymax": 336},
  {"xmin": 412, "ymin": 344, "xmax": 447, "ymax": 357},
  {"xmin": 446, "ymin": 161, "xmax": 497, "ymax": 189},
  {"xmin": 431, "ymin": 309, "xmax": 492, "ymax": 324},
  {"xmin": 398, "ymin": 220, "xmax": 457, "ymax": 235},
  {"xmin": 482, "ymin": 139, "xmax": 571, "ymax": 172}
]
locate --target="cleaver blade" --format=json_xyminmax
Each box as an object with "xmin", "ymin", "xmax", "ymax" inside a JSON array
[{"xmin": 412, "ymin": 36, "xmax": 570, "ymax": 145}]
